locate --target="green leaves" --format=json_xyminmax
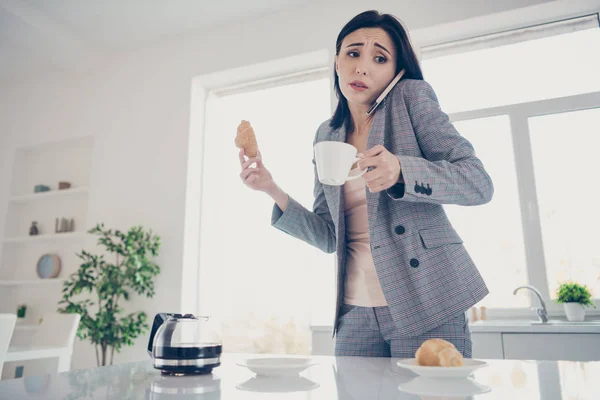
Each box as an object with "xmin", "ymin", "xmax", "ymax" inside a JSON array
[
  {"xmin": 57, "ymin": 223, "xmax": 161, "ymax": 365},
  {"xmin": 555, "ymin": 282, "xmax": 596, "ymax": 308}
]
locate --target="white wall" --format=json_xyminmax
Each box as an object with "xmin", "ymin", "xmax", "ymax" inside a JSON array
[{"xmin": 0, "ymin": 0, "xmax": 596, "ymax": 370}]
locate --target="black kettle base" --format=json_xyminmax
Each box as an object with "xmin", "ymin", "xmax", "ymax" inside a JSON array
[{"xmin": 156, "ymin": 364, "xmax": 220, "ymax": 376}]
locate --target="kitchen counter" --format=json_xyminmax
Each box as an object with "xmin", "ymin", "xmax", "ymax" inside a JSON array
[
  {"xmin": 313, "ymin": 320, "xmax": 600, "ymax": 334},
  {"xmin": 470, "ymin": 320, "xmax": 600, "ymax": 333},
  {"xmin": 1, "ymin": 353, "xmax": 599, "ymax": 399}
]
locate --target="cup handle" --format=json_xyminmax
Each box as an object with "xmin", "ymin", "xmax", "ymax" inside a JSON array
[{"xmin": 346, "ymin": 157, "xmax": 367, "ymax": 181}]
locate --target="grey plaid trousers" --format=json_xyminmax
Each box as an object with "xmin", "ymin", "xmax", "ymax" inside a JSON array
[{"xmin": 334, "ymin": 304, "xmax": 472, "ymax": 358}]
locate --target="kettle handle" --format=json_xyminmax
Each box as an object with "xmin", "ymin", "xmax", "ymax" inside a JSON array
[{"xmin": 147, "ymin": 313, "xmax": 175, "ymax": 357}]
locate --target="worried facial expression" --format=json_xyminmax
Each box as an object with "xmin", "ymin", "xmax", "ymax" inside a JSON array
[{"xmin": 336, "ymin": 28, "xmax": 398, "ymax": 107}]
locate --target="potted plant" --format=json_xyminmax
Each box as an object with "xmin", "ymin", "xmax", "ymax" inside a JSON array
[
  {"xmin": 58, "ymin": 223, "xmax": 161, "ymax": 366},
  {"xmin": 555, "ymin": 282, "xmax": 596, "ymax": 322},
  {"xmin": 16, "ymin": 304, "xmax": 27, "ymax": 319}
]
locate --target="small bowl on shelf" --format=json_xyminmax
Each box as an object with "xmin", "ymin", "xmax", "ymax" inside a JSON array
[{"xmin": 34, "ymin": 185, "xmax": 50, "ymax": 193}]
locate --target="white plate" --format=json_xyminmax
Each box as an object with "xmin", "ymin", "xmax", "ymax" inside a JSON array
[
  {"xmin": 398, "ymin": 376, "xmax": 491, "ymax": 396},
  {"xmin": 396, "ymin": 358, "xmax": 488, "ymax": 378},
  {"xmin": 237, "ymin": 357, "xmax": 318, "ymax": 377}
]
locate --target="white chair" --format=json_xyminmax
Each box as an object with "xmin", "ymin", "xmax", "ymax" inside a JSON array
[
  {"xmin": 0, "ymin": 314, "xmax": 17, "ymax": 377},
  {"xmin": 5, "ymin": 313, "xmax": 80, "ymax": 374}
]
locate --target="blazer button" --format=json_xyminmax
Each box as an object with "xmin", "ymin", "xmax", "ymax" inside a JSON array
[
  {"xmin": 410, "ymin": 258, "xmax": 420, "ymax": 268},
  {"xmin": 425, "ymin": 184, "xmax": 432, "ymax": 196},
  {"xmin": 414, "ymin": 181, "xmax": 422, "ymax": 194},
  {"xmin": 395, "ymin": 225, "xmax": 405, "ymax": 235}
]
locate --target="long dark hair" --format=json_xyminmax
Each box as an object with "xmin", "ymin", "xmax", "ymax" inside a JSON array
[{"xmin": 331, "ymin": 10, "xmax": 423, "ymax": 132}]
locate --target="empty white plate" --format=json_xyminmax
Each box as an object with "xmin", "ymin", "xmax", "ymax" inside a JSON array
[
  {"xmin": 398, "ymin": 376, "xmax": 491, "ymax": 396},
  {"xmin": 396, "ymin": 358, "xmax": 488, "ymax": 379},
  {"xmin": 237, "ymin": 357, "xmax": 318, "ymax": 377}
]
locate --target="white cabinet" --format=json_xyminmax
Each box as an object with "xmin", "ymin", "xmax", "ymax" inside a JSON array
[
  {"xmin": 471, "ymin": 320, "xmax": 600, "ymax": 361},
  {"xmin": 471, "ymin": 333, "xmax": 503, "ymax": 359},
  {"xmin": 311, "ymin": 326, "xmax": 335, "ymax": 356},
  {"xmin": 503, "ymin": 334, "xmax": 600, "ymax": 361},
  {"xmin": 472, "ymin": 332, "xmax": 600, "ymax": 361}
]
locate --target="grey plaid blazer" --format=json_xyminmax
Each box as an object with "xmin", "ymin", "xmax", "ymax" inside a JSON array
[{"xmin": 271, "ymin": 79, "xmax": 493, "ymax": 337}]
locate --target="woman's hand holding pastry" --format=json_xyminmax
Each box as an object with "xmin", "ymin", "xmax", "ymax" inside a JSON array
[{"xmin": 239, "ymin": 149, "xmax": 275, "ymax": 193}]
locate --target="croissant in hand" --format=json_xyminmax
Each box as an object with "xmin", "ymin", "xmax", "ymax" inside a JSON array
[
  {"xmin": 415, "ymin": 338, "xmax": 464, "ymax": 367},
  {"xmin": 235, "ymin": 120, "xmax": 259, "ymax": 158}
]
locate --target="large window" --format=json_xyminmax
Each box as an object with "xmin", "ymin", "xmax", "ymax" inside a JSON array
[
  {"xmin": 444, "ymin": 116, "xmax": 528, "ymax": 308},
  {"xmin": 198, "ymin": 75, "xmax": 334, "ymax": 353},
  {"xmin": 421, "ymin": 14, "xmax": 600, "ymax": 311},
  {"xmin": 529, "ymin": 108, "xmax": 600, "ymax": 300}
]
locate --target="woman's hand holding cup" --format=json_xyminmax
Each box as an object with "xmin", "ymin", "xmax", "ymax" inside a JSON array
[{"xmin": 357, "ymin": 145, "xmax": 403, "ymax": 193}]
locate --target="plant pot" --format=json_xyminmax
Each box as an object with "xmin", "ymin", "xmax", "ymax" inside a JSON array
[{"xmin": 563, "ymin": 302, "xmax": 585, "ymax": 322}]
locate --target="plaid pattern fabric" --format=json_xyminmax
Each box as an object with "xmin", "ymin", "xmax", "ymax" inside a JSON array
[
  {"xmin": 272, "ymin": 79, "xmax": 493, "ymax": 338},
  {"xmin": 334, "ymin": 304, "xmax": 472, "ymax": 358}
]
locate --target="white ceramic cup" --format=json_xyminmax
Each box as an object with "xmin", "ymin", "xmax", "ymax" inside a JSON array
[{"xmin": 314, "ymin": 141, "xmax": 368, "ymax": 186}]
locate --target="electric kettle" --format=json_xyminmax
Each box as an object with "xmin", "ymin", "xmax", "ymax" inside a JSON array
[{"xmin": 148, "ymin": 313, "xmax": 222, "ymax": 375}]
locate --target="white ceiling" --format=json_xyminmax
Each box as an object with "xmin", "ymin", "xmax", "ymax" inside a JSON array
[{"xmin": 0, "ymin": 0, "xmax": 315, "ymax": 84}]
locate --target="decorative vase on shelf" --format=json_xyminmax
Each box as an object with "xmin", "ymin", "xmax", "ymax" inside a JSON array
[
  {"xmin": 29, "ymin": 221, "xmax": 39, "ymax": 236},
  {"xmin": 34, "ymin": 184, "xmax": 50, "ymax": 193},
  {"xmin": 17, "ymin": 304, "xmax": 27, "ymax": 319},
  {"xmin": 563, "ymin": 303, "xmax": 585, "ymax": 322},
  {"xmin": 36, "ymin": 254, "xmax": 61, "ymax": 279}
]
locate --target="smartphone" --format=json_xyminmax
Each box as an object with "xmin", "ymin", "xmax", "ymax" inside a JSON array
[{"xmin": 366, "ymin": 69, "xmax": 406, "ymax": 116}]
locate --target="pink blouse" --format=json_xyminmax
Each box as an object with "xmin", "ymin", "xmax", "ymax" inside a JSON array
[{"xmin": 342, "ymin": 168, "xmax": 388, "ymax": 306}]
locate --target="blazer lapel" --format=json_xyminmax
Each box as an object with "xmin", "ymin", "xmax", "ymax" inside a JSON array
[{"xmin": 365, "ymin": 101, "xmax": 386, "ymax": 227}]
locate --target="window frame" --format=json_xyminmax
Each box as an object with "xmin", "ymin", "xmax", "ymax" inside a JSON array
[
  {"xmin": 449, "ymin": 91, "xmax": 600, "ymax": 318},
  {"xmin": 422, "ymin": 14, "xmax": 600, "ymax": 318}
]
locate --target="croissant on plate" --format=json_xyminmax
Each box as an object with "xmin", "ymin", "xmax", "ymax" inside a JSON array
[{"xmin": 415, "ymin": 338, "xmax": 464, "ymax": 367}]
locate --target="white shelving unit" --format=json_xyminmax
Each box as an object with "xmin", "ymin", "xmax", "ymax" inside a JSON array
[
  {"xmin": 3, "ymin": 232, "xmax": 85, "ymax": 244},
  {"xmin": 0, "ymin": 279, "xmax": 68, "ymax": 286},
  {"xmin": 9, "ymin": 187, "xmax": 89, "ymax": 204},
  {"xmin": 0, "ymin": 137, "xmax": 93, "ymax": 326}
]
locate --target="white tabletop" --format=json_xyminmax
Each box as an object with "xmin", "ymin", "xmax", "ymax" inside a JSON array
[{"xmin": 0, "ymin": 353, "xmax": 598, "ymax": 399}]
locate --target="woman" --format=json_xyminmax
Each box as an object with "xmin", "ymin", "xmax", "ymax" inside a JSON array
[{"xmin": 238, "ymin": 10, "xmax": 493, "ymax": 358}]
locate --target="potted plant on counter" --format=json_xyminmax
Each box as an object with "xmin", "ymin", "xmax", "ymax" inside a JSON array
[
  {"xmin": 16, "ymin": 304, "xmax": 27, "ymax": 321},
  {"xmin": 555, "ymin": 282, "xmax": 596, "ymax": 322}
]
